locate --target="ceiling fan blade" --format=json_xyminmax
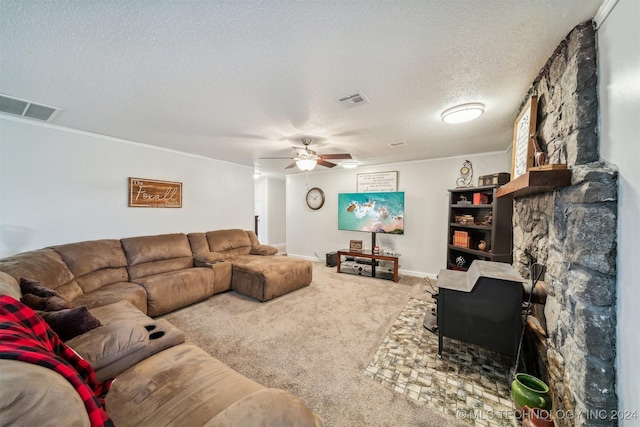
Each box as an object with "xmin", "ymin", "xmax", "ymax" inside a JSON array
[
  {"xmin": 317, "ymin": 159, "xmax": 337, "ymax": 168},
  {"xmin": 293, "ymin": 147, "xmax": 316, "ymax": 157},
  {"xmin": 285, "ymin": 162, "xmax": 298, "ymax": 169},
  {"xmin": 259, "ymin": 156, "xmax": 296, "ymax": 160},
  {"xmin": 319, "ymin": 153, "xmax": 352, "ymax": 160}
]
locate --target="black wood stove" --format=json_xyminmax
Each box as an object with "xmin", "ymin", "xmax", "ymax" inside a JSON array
[{"xmin": 424, "ymin": 260, "xmax": 525, "ymax": 357}]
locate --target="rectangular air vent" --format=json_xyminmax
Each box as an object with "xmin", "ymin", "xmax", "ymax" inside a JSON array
[
  {"xmin": 0, "ymin": 94, "xmax": 61, "ymax": 122},
  {"xmin": 388, "ymin": 141, "xmax": 408, "ymax": 148},
  {"xmin": 338, "ymin": 91, "xmax": 370, "ymax": 108}
]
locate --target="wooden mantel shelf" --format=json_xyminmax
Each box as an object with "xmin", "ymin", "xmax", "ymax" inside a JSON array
[{"xmin": 495, "ymin": 169, "xmax": 572, "ymax": 199}]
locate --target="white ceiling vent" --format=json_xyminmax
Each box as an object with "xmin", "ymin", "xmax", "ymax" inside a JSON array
[
  {"xmin": 0, "ymin": 94, "xmax": 62, "ymax": 122},
  {"xmin": 388, "ymin": 141, "xmax": 408, "ymax": 148},
  {"xmin": 338, "ymin": 91, "xmax": 370, "ymax": 108}
]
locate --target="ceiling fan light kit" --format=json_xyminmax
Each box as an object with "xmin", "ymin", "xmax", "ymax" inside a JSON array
[
  {"xmin": 296, "ymin": 158, "xmax": 318, "ymax": 171},
  {"xmin": 260, "ymin": 138, "xmax": 353, "ymax": 172},
  {"xmin": 441, "ymin": 103, "xmax": 485, "ymax": 124}
]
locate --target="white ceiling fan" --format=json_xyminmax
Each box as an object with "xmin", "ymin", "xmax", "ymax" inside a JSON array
[{"xmin": 260, "ymin": 138, "xmax": 353, "ymax": 171}]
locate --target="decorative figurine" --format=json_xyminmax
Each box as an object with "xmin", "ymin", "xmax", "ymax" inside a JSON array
[
  {"xmin": 531, "ymin": 131, "xmax": 548, "ymax": 167},
  {"xmin": 481, "ymin": 211, "xmax": 493, "ymax": 225},
  {"xmin": 478, "ymin": 240, "xmax": 487, "ymax": 251}
]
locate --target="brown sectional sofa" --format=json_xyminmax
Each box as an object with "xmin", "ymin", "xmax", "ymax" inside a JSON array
[
  {"xmin": 189, "ymin": 229, "xmax": 313, "ymax": 302},
  {"xmin": 0, "ymin": 229, "xmax": 320, "ymax": 426}
]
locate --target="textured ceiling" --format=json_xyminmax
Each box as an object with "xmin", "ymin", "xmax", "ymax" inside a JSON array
[{"xmin": 0, "ymin": 0, "xmax": 603, "ymax": 177}]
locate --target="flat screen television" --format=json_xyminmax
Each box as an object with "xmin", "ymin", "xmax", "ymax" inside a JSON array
[{"xmin": 338, "ymin": 191, "xmax": 404, "ymax": 234}]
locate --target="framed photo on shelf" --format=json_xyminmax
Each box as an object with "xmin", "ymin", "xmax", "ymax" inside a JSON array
[
  {"xmin": 511, "ymin": 96, "xmax": 538, "ymax": 180},
  {"xmin": 349, "ymin": 240, "xmax": 363, "ymax": 252}
]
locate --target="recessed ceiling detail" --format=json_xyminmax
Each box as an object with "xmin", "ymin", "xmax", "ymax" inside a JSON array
[
  {"xmin": 338, "ymin": 91, "xmax": 370, "ymax": 108},
  {"xmin": 0, "ymin": 94, "xmax": 62, "ymax": 122}
]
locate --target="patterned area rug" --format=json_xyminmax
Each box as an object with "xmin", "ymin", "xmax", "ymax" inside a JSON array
[{"xmin": 365, "ymin": 298, "xmax": 518, "ymax": 427}]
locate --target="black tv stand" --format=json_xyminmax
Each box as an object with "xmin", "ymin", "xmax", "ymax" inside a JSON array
[{"xmin": 336, "ymin": 248, "xmax": 400, "ymax": 282}]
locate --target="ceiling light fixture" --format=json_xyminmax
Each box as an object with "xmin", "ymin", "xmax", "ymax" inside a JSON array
[
  {"xmin": 341, "ymin": 160, "xmax": 359, "ymax": 169},
  {"xmin": 253, "ymin": 172, "xmax": 261, "ymax": 179},
  {"xmin": 296, "ymin": 159, "xmax": 317, "ymax": 171},
  {"xmin": 441, "ymin": 103, "xmax": 485, "ymax": 124}
]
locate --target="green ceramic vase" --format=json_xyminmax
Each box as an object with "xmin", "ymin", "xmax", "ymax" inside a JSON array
[{"xmin": 511, "ymin": 373, "xmax": 552, "ymax": 411}]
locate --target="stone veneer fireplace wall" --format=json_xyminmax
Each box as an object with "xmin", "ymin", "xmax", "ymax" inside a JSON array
[{"xmin": 511, "ymin": 21, "xmax": 618, "ymax": 426}]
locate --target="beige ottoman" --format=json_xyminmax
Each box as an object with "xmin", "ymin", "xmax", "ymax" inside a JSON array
[{"xmin": 230, "ymin": 256, "xmax": 312, "ymax": 302}]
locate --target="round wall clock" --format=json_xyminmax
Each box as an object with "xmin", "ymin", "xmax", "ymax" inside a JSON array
[{"xmin": 306, "ymin": 187, "xmax": 325, "ymax": 210}]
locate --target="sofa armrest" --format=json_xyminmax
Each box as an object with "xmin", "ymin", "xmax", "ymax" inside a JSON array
[
  {"xmin": 66, "ymin": 320, "xmax": 149, "ymax": 371},
  {"xmin": 0, "ymin": 271, "xmax": 21, "ymax": 300},
  {"xmin": 204, "ymin": 388, "xmax": 324, "ymax": 427},
  {"xmin": 0, "ymin": 359, "xmax": 91, "ymax": 427},
  {"xmin": 67, "ymin": 318, "xmax": 185, "ymax": 382},
  {"xmin": 194, "ymin": 252, "xmax": 226, "ymax": 266},
  {"xmin": 249, "ymin": 245, "xmax": 278, "ymax": 256}
]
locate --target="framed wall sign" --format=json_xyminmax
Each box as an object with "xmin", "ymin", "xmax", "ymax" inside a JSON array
[
  {"xmin": 511, "ymin": 96, "xmax": 538, "ymax": 180},
  {"xmin": 128, "ymin": 177, "xmax": 182, "ymax": 208},
  {"xmin": 357, "ymin": 171, "xmax": 398, "ymax": 192}
]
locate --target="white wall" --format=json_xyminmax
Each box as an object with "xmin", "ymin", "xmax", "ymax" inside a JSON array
[
  {"xmin": 597, "ymin": 0, "xmax": 640, "ymax": 421},
  {"xmin": 286, "ymin": 151, "xmax": 509, "ymax": 277},
  {"xmin": 254, "ymin": 176, "xmax": 286, "ymax": 249},
  {"xmin": 266, "ymin": 178, "xmax": 286, "ymax": 249},
  {"xmin": 0, "ymin": 117, "xmax": 254, "ymax": 256}
]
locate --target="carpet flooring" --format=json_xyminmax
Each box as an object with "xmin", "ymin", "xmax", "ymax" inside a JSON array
[{"xmin": 162, "ymin": 262, "xmax": 472, "ymax": 426}]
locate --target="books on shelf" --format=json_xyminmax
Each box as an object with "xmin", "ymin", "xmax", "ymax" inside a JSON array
[
  {"xmin": 453, "ymin": 231, "xmax": 471, "ymax": 248},
  {"xmin": 473, "ymin": 193, "xmax": 489, "ymax": 204}
]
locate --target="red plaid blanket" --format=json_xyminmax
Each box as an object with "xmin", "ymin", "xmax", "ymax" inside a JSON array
[{"xmin": 0, "ymin": 295, "xmax": 114, "ymax": 427}]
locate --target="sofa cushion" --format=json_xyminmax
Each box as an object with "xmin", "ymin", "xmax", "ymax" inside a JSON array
[
  {"xmin": 74, "ymin": 267, "xmax": 129, "ymax": 293},
  {"xmin": 39, "ymin": 306, "xmax": 102, "ymax": 341},
  {"xmin": 121, "ymin": 233, "xmax": 194, "ymax": 281},
  {"xmin": 0, "ymin": 248, "xmax": 75, "ymax": 291},
  {"xmin": 206, "ymin": 229, "xmax": 252, "ymax": 257},
  {"xmin": 187, "ymin": 232, "xmax": 210, "ymax": 255},
  {"xmin": 56, "ymin": 281, "xmax": 85, "ymax": 302},
  {"xmin": 246, "ymin": 229, "xmax": 261, "ymax": 247},
  {"xmin": 205, "ymin": 388, "xmax": 325, "ymax": 427},
  {"xmin": 71, "ymin": 282, "xmax": 148, "ymax": 314},
  {"xmin": 133, "ymin": 268, "xmax": 214, "ymax": 317},
  {"xmin": 0, "ymin": 359, "xmax": 91, "ymax": 427},
  {"xmin": 121, "ymin": 233, "xmax": 192, "ymax": 266},
  {"xmin": 67, "ymin": 320, "xmax": 149, "ymax": 370},
  {"xmin": 52, "ymin": 240, "xmax": 128, "ymax": 278},
  {"xmin": 250, "ymin": 245, "xmax": 278, "ymax": 256},
  {"xmin": 106, "ymin": 344, "xmax": 264, "ymax": 427},
  {"xmin": 127, "ymin": 257, "xmax": 193, "ymax": 281}
]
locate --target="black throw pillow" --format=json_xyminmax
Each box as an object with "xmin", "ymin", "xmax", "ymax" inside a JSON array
[
  {"xmin": 19, "ymin": 277, "xmax": 60, "ymax": 298},
  {"xmin": 38, "ymin": 306, "xmax": 102, "ymax": 341},
  {"xmin": 21, "ymin": 293, "xmax": 73, "ymax": 311}
]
